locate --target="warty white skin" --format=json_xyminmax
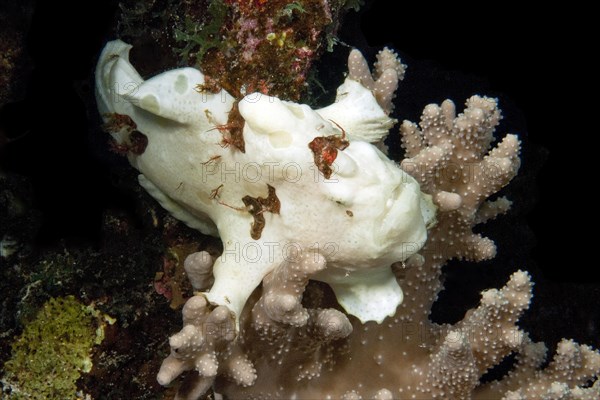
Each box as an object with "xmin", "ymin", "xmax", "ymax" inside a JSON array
[{"xmin": 95, "ymin": 40, "xmax": 436, "ymax": 324}]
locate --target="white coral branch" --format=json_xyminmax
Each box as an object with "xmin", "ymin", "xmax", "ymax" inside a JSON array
[
  {"xmin": 348, "ymin": 47, "xmax": 406, "ymax": 113},
  {"xmin": 258, "ymin": 251, "xmax": 327, "ymax": 327},
  {"xmin": 400, "ymin": 95, "xmax": 521, "ymax": 264},
  {"xmin": 475, "ymin": 197, "xmax": 512, "ymax": 224}
]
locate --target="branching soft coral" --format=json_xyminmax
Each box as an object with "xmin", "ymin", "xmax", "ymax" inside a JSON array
[
  {"xmin": 397, "ymin": 95, "xmax": 521, "ymax": 326},
  {"xmin": 347, "ymin": 47, "xmax": 406, "ymax": 114},
  {"xmin": 477, "ymin": 338, "xmax": 600, "ymax": 399},
  {"xmin": 157, "ymin": 295, "xmax": 256, "ymax": 400}
]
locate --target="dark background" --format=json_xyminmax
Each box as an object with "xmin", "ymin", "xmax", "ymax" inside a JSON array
[
  {"xmin": 1, "ymin": 0, "xmax": 597, "ymax": 358},
  {"xmin": 355, "ymin": 2, "xmax": 599, "ymax": 355}
]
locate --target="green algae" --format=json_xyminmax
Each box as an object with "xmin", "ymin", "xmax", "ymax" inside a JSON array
[
  {"xmin": 173, "ymin": 0, "xmax": 229, "ymax": 63},
  {"xmin": 2, "ymin": 296, "xmax": 112, "ymax": 399}
]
